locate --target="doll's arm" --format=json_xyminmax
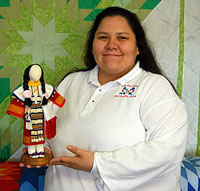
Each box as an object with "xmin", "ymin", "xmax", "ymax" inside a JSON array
[
  {"xmin": 49, "ymin": 89, "xmax": 66, "ymax": 108},
  {"xmin": 46, "ymin": 116, "xmax": 57, "ymax": 139},
  {"xmin": 6, "ymin": 96, "xmax": 25, "ymax": 118},
  {"xmin": 42, "ymin": 87, "xmax": 66, "ymax": 140}
]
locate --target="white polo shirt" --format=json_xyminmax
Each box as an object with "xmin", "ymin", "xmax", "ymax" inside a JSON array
[{"xmin": 45, "ymin": 63, "xmax": 187, "ymax": 191}]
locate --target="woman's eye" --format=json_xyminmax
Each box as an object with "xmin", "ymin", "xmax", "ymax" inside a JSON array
[
  {"xmin": 118, "ymin": 36, "xmax": 127, "ymax": 40},
  {"xmin": 98, "ymin": 36, "xmax": 108, "ymax": 39}
]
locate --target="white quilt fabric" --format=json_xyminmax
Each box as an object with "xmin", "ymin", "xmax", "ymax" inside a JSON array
[{"xmin": 143, "ymin": 0, "xmax": 200, "ymax": 156}]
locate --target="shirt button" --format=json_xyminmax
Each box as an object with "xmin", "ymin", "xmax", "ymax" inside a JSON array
[
  {"xmin": 92, "ymin": 100, "xmax": 95, "ymax": 102},
  {"xmin": 99, "ymin": 89, "xmax": 102, "ymax": 92}
]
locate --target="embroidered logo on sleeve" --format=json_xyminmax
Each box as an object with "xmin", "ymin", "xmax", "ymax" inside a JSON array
[{"xmin": 114, "ymin": 85, "xmax": 138, "ymax": 98}]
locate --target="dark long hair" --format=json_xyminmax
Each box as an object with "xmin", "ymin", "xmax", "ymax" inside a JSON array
[
  {"xmin": 23, "ymin": 64, "xmax": 47, "ymax": 106},
  {"xmin": 85, "ymin": 6, "xmax": 161, "ymax": 74},
  {"xmin": 61, "ymin": 7, "xmax": 176, "ymax": 92}
]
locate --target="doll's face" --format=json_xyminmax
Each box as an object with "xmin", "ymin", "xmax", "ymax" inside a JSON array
[{"xmin": 29, "ymin": 65, "xmax": 42, "ymax": 82}]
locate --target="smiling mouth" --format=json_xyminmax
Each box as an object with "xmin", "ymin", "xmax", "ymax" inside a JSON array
[{"xmin": 103, "ymin": 54, "xmax": 122, "ymax": 56}]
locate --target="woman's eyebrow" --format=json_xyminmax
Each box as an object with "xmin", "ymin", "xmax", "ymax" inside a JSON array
[
  {"xmin": 95, "ymin": 32, "xmax": 108, "ymax": 35},
  {"xmin": 117, "ymin": 32, "xmax": 130, "ymax": 35},
  {"xmin": 95, "ymin": 32, "xmax": 130, "ymax": 35}
]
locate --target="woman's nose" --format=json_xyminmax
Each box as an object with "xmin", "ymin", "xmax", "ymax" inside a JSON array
[{"xmin": 106, "ymin": 39, "xmax": 117, "ymax": 50}]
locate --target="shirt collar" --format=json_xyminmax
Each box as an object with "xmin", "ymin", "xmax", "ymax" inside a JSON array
[
  {"xmin": 116, "ymin": 62, "xmax": 142, "ymax": 85},
  {"xmin": 88, "ymin": 65, "xmax": 101, "ymax": 87},
  {"xmin": 88, "ymin": 61, "xmax": 142, "ymax": 87}
]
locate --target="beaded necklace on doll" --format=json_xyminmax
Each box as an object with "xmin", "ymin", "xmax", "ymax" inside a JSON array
[{"xmin": 28, "ymin": 80, "xmax": 43, "ymax": 104}]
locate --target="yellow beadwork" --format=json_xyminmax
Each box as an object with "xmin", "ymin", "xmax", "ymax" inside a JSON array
[{"xmin": 28, "ymin": 80, "xmax": 41, "ymax": 87}]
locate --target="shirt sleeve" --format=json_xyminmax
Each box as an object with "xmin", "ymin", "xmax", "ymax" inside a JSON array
[{"xmin": 91, "ymin": 75, "xmax": 188, "ymax": 190}]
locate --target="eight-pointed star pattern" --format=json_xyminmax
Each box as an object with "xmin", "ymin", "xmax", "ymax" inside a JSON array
[{"xmin": 18, "ymin": 16, "xmax": 68, "ymax": 69}]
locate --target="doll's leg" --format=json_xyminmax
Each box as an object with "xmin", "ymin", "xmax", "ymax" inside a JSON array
[
  {"xmin": 36, "ymin": 144, "xmax": 45, "ymax": 158},
  {"xmin": 27, "ymin": 145, "xmax": 38, "ymax": 158}
]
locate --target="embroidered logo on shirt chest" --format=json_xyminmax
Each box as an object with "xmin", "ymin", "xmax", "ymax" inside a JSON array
[{"xmin": 114, "ymin": 85, "xmax": 138, "ymax": 98}]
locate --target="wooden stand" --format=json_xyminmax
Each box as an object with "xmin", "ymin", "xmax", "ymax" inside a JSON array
[{"xmin": 21, "ymin": 153, "xmax": 52, "ymax": 166}]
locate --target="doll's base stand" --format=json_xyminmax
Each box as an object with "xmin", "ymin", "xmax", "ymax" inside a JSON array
[{"xmin": 21, "ymin": 153, "xmax": 52, "ymax": 166}]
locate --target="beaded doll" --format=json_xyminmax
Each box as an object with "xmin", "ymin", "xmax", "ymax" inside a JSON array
[{"xmin": 7, "ymin": 64, "xmax": 65, "ymax": 161}]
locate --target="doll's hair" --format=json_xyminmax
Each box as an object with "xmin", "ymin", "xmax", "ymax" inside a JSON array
[{"xmin": 23, "ymin": 64, "xmax": 47, "ymax": 106}]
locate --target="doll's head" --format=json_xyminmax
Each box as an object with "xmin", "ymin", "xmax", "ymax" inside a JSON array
[
  {"xmin": 29, "ymin": 64, "xmax": 42, "ymax": 82},
  {"xmin": 23, "ymin": 64, "xmax": 47, "ymax": 106},
  {"xmin": 23, "ymin": 64, "xmax": 46, "ymax": 92}
]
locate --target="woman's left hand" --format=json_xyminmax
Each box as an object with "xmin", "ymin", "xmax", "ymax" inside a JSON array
[{"xmin": 50, "ymin": 145, "xmax": 94, "ymax": 172}]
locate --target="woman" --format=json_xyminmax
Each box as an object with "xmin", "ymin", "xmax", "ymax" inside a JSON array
[{"xmin": 44, "ymin": 7, "xmax": 187, "ymax": 191}]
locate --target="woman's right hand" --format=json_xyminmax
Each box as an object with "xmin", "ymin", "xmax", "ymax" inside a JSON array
[{"xmin": 19, "ymin": 147, "xmax": 52, "ymax": 168}]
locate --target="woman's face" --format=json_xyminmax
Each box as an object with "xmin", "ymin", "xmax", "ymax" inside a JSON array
[{"xmin": 92, "ymin": 16, "xmax": 139, "ymax": 83}]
